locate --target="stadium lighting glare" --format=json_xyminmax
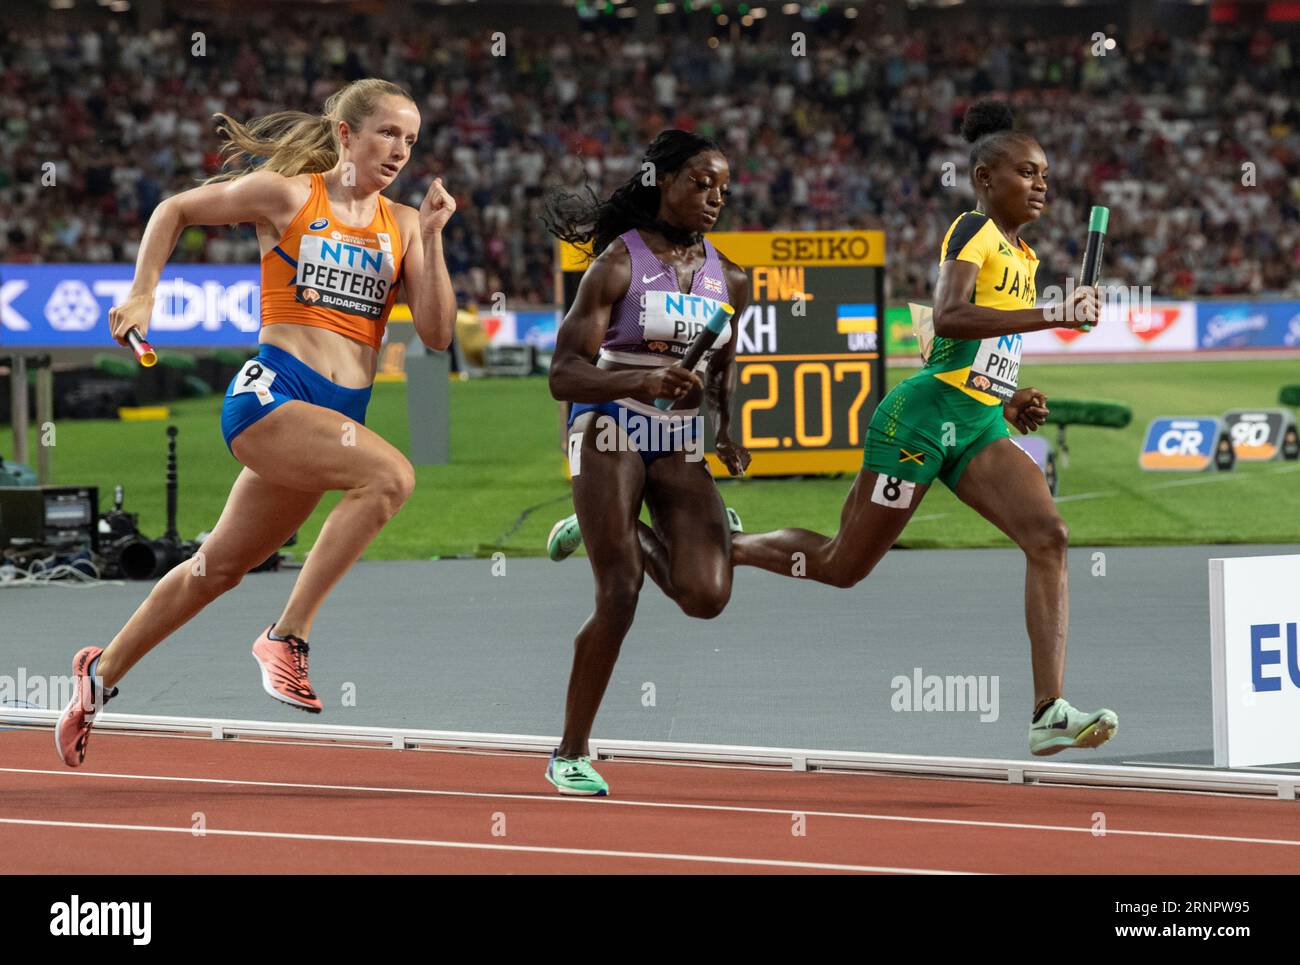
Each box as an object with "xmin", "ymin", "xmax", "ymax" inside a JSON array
[
  {"xmin": 751, "ymin": 6, "xmax": 767, "ymax": 17},
  {"xmin": 741, "ymin": 14, "xmax": 754, "ymax": 24},
  {"xmin": 782, "ymin": 2, "xmax": 799, "ymax": 12},
  {"xmin": 49, "ymin": 0, "xmax": 75, "ymax": 8},
  {"xmin": 110, "ymin": 0, "xmax": 130, "ymax": 10},
  {"xmin": 654, "ymin": 1, "xmax": 675, "ymax": 11},
  {"xmin": 616, "ymin": 5, "xmax": 637, "ymax": 15},
  {"xmin": 844, "ymin": 5, "xmax": 858, "ymax": 16},
  {"xmin": 717, "ymin": 14, "xmax": 729, "ymax": 24}
]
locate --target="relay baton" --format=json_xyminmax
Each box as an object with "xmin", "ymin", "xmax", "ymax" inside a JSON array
[
  {"xmin": 654, "ymin": 302, "xmax": 735, "ymax": 411},
  {"xmin": 1076, "ymin": 205, "xmax": 1109, "ymax": 333},
  {"xmin": 126, "ymin": 327, "xmax": 157, "ymax": 367}
]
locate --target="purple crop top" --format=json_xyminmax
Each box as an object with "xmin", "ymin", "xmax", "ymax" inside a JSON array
[{"xmin": 598, "ymin": 228, "xmax": 733, "ymax": 371}]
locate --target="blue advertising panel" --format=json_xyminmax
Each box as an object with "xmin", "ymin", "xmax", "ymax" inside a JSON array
[
  {"xmin": 1197, "ymin": 301, "xmax": 1300, "ymax": 349},
  {"xmin": 516, "ymin": 309, "xmax": 560, "ymax": 350},
  {"xmin": 1140, "ymin": 417, "xmax": 1222, "ymax": 471},
  {"xmin": 1, "ymin": 263, "xmax": 564, "ymax": 352},
  {"xmin": 0, "ymin": 264, "xmax": 262, "ymax": 348}
]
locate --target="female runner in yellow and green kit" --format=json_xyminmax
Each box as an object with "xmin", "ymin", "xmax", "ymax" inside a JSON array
[{"xmin": 733, "ymin": 100, "xmax": 1118, "ymax": 756}]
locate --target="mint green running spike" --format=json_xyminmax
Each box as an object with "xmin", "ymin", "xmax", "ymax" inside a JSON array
[
  {"xmin": 545, "ymin": 751, "xmax": 608, "ymax": 796},
  {"xmin": 547, "ymin": 513, "xmax": 582, "ymax": 561},
  {"xmin": 1029, "ymin": 698, "xmax": 1118, "ymax": 756}
]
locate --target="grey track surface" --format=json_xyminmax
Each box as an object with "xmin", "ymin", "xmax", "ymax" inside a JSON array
[{"xmin": 6, "ymin": 544, "xmax": 1299, "ymax": 770}]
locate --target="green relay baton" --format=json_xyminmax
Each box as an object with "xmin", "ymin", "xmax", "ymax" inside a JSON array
[{"xmin": 1076, "ymin": 205, "xmax": 1109, "ymax": 333}]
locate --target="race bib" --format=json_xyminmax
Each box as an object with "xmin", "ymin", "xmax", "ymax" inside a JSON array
[
  {"xmin": 638, "ymin": 290, "xmax": 732, "ymax": 360},
  {"xmin": 567, "ymin": 430, "xmax": 583, "ymax": 477},
  {"xmin": 964, "ymin": 333, "xmax": 1022, "ymax": 401},
  {"xmin": 296, "ymin": 234, "xmax": 396, "ymax": 319},
  {"xmin": 871, "ymin": 473, "xmax": 916, "ymax": 509},
  {"xmin": 231, "ymin": 359, "xmax": 277, "ymax": 406}
]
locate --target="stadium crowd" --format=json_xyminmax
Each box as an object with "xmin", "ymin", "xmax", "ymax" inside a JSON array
[{"xmin": 1, "ymin": 11, "xmax": 1297, "ymax": 304}]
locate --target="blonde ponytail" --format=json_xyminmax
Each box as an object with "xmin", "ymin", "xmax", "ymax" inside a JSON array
[{"xmin": 205, "ymin": 78, "xmax": 415, "ymax": 184}]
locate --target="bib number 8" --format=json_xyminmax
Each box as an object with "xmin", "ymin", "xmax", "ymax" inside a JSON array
[{"xmin": 871, "ymin": 473, "xmax": 915, "ymax": 509}]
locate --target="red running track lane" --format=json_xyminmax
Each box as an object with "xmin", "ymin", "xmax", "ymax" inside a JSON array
[{"xmin": 2, "ymin": 728, "xmax": 1298, "ymax": 874}]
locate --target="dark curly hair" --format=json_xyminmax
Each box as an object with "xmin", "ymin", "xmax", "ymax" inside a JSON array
[{"xmin": 540, "ymin": 129, "xmax": 725, "ymax": 262}]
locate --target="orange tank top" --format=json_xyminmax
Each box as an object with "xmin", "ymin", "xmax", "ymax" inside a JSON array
[{"xmin": 260, "ymin": 172, "xmax": 405, "ymax": 351}]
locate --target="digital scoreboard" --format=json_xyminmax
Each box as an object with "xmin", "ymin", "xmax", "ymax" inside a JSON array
[{"xmin": 557, "ymin": 230, "xmax": 885, "ymax": 475}]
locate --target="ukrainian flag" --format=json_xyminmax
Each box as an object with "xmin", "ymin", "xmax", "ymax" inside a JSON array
[{"xmin": 836, "ymin": 304, "xmax": 878, "ymax": 335}]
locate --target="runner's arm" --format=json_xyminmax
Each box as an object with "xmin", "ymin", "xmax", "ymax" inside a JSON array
[{"xmin": 933, "ymin": 259, "xmax": 1096, "ymax": 338}]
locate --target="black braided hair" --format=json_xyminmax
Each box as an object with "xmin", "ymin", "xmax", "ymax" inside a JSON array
[
  {"xmin": 540, "ymin": 129, "xmax": 725, "ymax": 262},
  {"xmin": 961, "ymin": 100, "xmax": 1033, "ymax": 191}
]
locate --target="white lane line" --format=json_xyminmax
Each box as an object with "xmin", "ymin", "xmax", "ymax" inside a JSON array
[
  {"xmin": 1149, "ymin": 473, "xmax": 1262, "ymax": 490},
  {"xmin": 912, "ymin": 463, "xmax": 1295, "ymax": 516},
  {"xmin": 1147, "ymin": 463, "xmax": 1300, "ymax": 490},
  {"xmin": 1054, "ymin": 490, "xmax": 1116, "ymax": 503},
  {"xmin": 2, "ymin": 767, "xmax": 1295, "ymax": 849},
  {"xmin": 0, "ymin": 817, "xmax": 970, "ymax": 875}
]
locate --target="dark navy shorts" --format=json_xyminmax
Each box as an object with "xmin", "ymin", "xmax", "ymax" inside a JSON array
[
  {"xmin": 567, "ymin": 400, "xmax": 701, "ymax": 468},
  {"xmin": 221, "ymin": 343, "xmax": 372, "ymax": 452}
]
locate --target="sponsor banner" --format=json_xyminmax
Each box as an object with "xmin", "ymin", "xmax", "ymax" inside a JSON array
[
  {"xmin": 1, "ymin": 264, "xmax": 262, "ymax": 347},
  {"xmin": 1198, "ymin": 301, "xmax": 1300, "ymax": 349},
  {"xmin": 479, "ymin": 310, "xmax": 560, "ymax": 351},
  {"xmin": 516, "ymin": 310, "xmax": 559, "ymax": 350},
  {"xmin": 1223, "ymin": 409, "xmax": 1296, "ymax": 462},
  {"xmin": 1209, "ymin": 555, "xmax": 1300, "ymax": 768},
  {"xmin": 1139, "ymin": 416, "xmax": 1224, "ymax": 471},
  {"xmin": 0, "ymin": 263, "xmax": 559, "ymax": 352},
  {"xmin": 1021, "ymin": 300, "xmax": 1198, "ymax": 354},
  {"xmin": 558, "ymin": 230, "xmax": 886, "ymax": 271}
]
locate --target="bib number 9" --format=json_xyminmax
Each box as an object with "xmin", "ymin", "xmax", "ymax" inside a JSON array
[{"xmin": 232, "ymin": 359, "xmax": 277, "ymax": 406}]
